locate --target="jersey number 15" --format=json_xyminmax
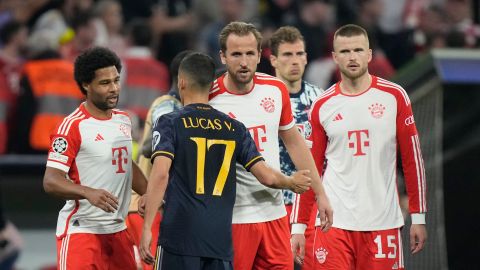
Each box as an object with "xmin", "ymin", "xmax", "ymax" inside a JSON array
[{"xmin": 190, "ymin": 137, "xmax": 236, "ymax": 196}]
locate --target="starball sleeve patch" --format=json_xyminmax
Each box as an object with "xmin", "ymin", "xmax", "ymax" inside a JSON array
[{"xmin": 52, "ymin": 137, "xmax": 68, "ymax": 154}]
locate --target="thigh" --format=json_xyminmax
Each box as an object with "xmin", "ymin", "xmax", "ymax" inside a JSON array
[
  {"xmin": 254, "ymin": 216, "xmax": 293, "ymax": 270},
  {"xmin": 109, "ymin": 230, "xmax": 137, "ymax": 270},
  {"xmin": 232, "ymin": 223, "xmax": 262, "ymax": 270},
  {"xmin": 312, "ymin": 228, "xmax": 354, "ymax": 270},
  {"xmin": 126, "ymin": 212, "xmax": 161, "ymax": 270},
  {"xmin": 355, "ymin": 228, "xmax": 404, "ymax": 270},
  {"xmin": 201, "ymin": 257, "xmax": 234, "ymax": 270},
  {"xmin": 56, "ymin": 234, "xmax": 101, "ymax": 270},
  {"xmin": 301, "ymin": 202, "xmax": 318, "ymax": 270}
]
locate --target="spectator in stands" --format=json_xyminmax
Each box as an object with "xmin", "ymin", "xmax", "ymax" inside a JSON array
[
  {"xmin": 93, "ymin": 0, "xmax": 127, "ymax": 57},
  {"xmin": 0, "ymin": 20, "xmax": 28, "ymax": 154},
  {"xmin": 11, "ymin": 31, "xmax": 83, "ymax": 153},
  {"xmin": 120, "ymin": 18, "xmax": 169, "ymax": 124},
  {"xmin": 60, "ymin": 11, "xmax": 97, "ymax": 63}
]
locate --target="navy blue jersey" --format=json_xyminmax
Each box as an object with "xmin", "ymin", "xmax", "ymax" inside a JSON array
[{"xmin": 151, "ymin": 103, "xmax": 263, "ymax": 260}]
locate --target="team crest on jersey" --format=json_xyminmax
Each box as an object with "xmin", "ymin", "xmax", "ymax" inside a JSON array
[
  {"xmin": 368, "ymin": 103, "xmax": 386, "ymax": 119},
  {"xmin": 119, "ymin": 123, "xmax": 131, "ymax": 138},
  {"xmin": 260, "ymin": 97, "xmax": 275, "ymax": 113},
  {"xmin": 52, "ymin": 137, "xmax": 68, "ymax": 154},
  {"xmin": 315, "ymin": 247, "xmax": 328, "ymax": 264}
]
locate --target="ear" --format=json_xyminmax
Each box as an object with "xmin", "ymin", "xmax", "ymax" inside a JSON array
[
  {"xmin": 368, "ymin": 48, "xmax": 373, "ymax": 63},
  {"xmin": 331, "ymin": 51, "xmax": 338, "ymax": 65},
  {"xmin": 257, "ymin": 49, "xmax": 262, "ymax": 64},
  {"xmin": 220, "ymin": 50, "xmax": 227, "ymax": 65},
  {"xmin": 82, "ymin": 83, "xmax": 90, "ymax": 93},
  {"xmin": 269, "ymin": 54, "xmax": 277, "ymax": 69}
]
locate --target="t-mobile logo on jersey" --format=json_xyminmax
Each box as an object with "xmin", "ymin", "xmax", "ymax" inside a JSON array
[
  {"xmin": 112, "ymin": 146, "xmax": 128, "ymax": 173},
  {"xmin": 248, "ymin": 125, "xmax": 267, "ymax": 152},
  {"xmin": 348, "ymin": 129, "xmax": 369, "ymax": 156}
]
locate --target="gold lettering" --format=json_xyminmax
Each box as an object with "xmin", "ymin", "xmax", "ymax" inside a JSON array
[
  {"xmin": 188, "ymin": 117, "xmax": 199, "ymax": 128},
  {"xmin": 214, "ymin": 119, "xmax": 222, "ymax": 130},
  {"xmin": 224, "ymin": 121, "xmax": 232, "ymax": 131},
  {"xmin": 182, "ymin": 117, "xmax": 190, "ymax": 128},
  {"xmin": 199, "ymin": 118, "xmax": 208, "ymax": 129}
]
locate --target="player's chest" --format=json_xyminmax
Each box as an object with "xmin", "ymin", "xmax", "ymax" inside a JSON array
[
  {"xmin": 320, "ymin": 95, "xmax": 397, "ymax": 138},
  {"xmin": 78, "ymin": 120, "xmax": 132, "ymax": 158},
  {"xmin": 210, "ymin": 92, "xmax": 283, "ymax": 129}
]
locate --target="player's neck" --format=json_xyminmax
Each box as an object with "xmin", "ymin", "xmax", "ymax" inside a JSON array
[
  {"xmin": 340, "ymin": 73, "xmax": 372, "ymax": 95},
  {"xmin": 84, "ymin": 101, "xmax": 112, "ymax": 119},
  {"xmin": 224, "ymin": 73, "xmax": 253, "ymax": 94},
  {"xmin": 283, "ymin": 78, "xmax": 302, "ymax": 94},
  {"xmin": 182, "ymin": 90, "xmax": 209, "ymax": 106}
]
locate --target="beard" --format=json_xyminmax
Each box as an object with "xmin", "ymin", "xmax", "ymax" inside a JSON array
[
  {"xmin": 340, "ymin": 65, "xmax": 368, "ymax": 80},
  {"xmin": 91, "ymin": 93, "xmax": 118, "ymax": 111},
  {"xmin": 227, "ymin": 66, "xmax": 255, "ymax": 85}
]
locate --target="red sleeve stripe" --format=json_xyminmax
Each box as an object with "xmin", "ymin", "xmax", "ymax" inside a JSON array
[
  {"xmin": 377, "ymin": 78, "xmax": 411, "ymax": 106},
  {"xmin": 256, "ymin": 72, "xmax": 285, "ymax": 84},
  {"xmin": 58, "ymin": 109, "xmax": 84, "ymax": 135},
  {"xmin": 112, "ymin": 109, "xmax": 129, "ymax": 117},
  {"xmin": 412, "ymin": 134, "xmax": 427, "ymax": 212}
]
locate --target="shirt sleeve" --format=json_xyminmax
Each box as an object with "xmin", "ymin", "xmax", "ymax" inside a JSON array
[
  {"xmin": 236, "ymin": 120, "xmax": 264, "ymax": 171},
  {"xmin": 278, "ymin": 83, "xmax": 295, "ymax": 130},
  {"xmin": 151, "ymin": 114, "xmax": 176, "ymax": 161},
  {"xmin": 291, "ymin": 102, "xmax": 326, "ymax": 226},
  {"xmin": 396, "ymin": 92, "xmax": 427, "ymax": 215},
  {"xmin": 46, "ymin": 121, "xmax": 81, "ymax": 172}
]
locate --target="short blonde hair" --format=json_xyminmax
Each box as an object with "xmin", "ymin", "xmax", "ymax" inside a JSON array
[{"xmin": 219, "ymin": 21, "xmax": 262, "ymax": 53}]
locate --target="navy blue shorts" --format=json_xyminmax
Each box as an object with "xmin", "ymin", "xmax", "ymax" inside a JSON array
[{"xmin": 154, "ymin": 246, "xmax": 233, "ymax": 270}]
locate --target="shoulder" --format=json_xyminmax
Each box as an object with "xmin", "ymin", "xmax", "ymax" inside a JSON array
[
  {"xmin": 55, "ymin": 107, "xmax": 88, "ymax": 136},
  {"xmin": 374, "ymin": 76, "xmax": 411, "ymax": 106},
  {"xmin": 254, "ymin": 72, "xmax": 287, "ymax": 89},
  {"xmin": 311, "ymin": 84, "xmax": 338, "ymax": 111}
]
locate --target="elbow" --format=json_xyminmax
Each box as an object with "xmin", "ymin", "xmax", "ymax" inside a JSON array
[
  {"xmin": 259, "ymin": 174, "xmax": 276, "ymax": 188},
  {"xmin": 43, "ymin": 177, "xmax": 55, "ymax": 195}
]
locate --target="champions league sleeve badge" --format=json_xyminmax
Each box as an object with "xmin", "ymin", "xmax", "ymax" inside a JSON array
[{"xmin": 52, "ymin": 137, "xmax": 68, "ymax": 154}]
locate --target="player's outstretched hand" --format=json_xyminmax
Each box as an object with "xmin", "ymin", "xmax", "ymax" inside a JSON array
[
  {"xmin": 291, "ymin": 233, "xmax": 306, "ymax": 265},
  {"xmin": 290, "ymin": 169, "xmax": 312, "ymax": 194},
  {"xmin": 316, "ymin": 194, "xmax": 333, "ymax": 232},
  {"xmin": 140, "ymin": 229, "xmax": 155, "ymax": 265},
  {"xmin": 84, "ymin": 188, "xmax": 118, "ymax": 213}
]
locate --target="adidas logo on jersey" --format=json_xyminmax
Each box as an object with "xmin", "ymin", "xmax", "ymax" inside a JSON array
[
  {"xmin": 95, "ymin": 134, "xmax": 104, "ymax": 141},
  {"xmin": 392, "ymin": 261, "xmax": 399, "ymax": 269},
  {"xmin": 333, "ymin": 113, "xmax": 343, "ymax": 121}
]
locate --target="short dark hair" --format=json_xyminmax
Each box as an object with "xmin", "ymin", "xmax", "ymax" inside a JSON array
[
  {"xmin": 127, "ymin": 18, "xmax": 152, "ymax": 47},
  {"xmin": 0, "ymin": 20, "xmax": 24, "ymax": 44},
  {"xmin": 219, "ymin": 21, "xmax": 262, "ymax": 53},
  {"xmin": 179, "ymin": 52, "xmax": 215, "ymax": 90},
  {"xmin": 269, "ymin": 26, "xmax": 305, "ymax": 56},
  {"xmin": 170, "ymin": 50, "xmax": 195, "ymax": 85},
  {"xmin": 74, "ymin": 47, "xmax": 122, "ymax": 95},
  {"xmin": 334, "ymin": 24, "xmax": 370, "ymax": 48}
]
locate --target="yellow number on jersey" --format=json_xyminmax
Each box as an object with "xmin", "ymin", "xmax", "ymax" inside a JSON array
[{"xmin": 190, "ymin": 137, "xmax": 236, "ymax": 196}]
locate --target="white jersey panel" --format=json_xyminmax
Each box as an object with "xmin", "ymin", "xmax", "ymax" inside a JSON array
[
  {"xmin": 209, "ymin": 74, "xmax": 294, "ymax": 223},
  {"xmin": 318, "ymin": 88, "xmax": 404, "ymax": 230},
  {"xmin": 49, "ymin": 109, "xmax": 133, "ymax": 236}
]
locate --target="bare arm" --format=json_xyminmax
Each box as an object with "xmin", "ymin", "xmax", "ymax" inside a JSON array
[
  {"xmin": 43, "ymin": 167, "xmax": 118, "ymax": 212},
  {"xmin": 279, "ymin": 127, "xmax": 333, "ymax": 230},
  {"xmin": 132, "ymin": 161, "xmax": 148, "ymax": 195},
  {"xmin": 249, "ymin": 161, "xmax": 311, "ymax": 193},
  {"xmin": 140, "ymin": 156, "xmax": 172, "ymax": 265}
]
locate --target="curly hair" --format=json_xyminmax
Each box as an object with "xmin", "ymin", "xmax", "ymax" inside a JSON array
[{"xmin": 74, "ymin": 47, "xmax": 122, "ymax": 95}]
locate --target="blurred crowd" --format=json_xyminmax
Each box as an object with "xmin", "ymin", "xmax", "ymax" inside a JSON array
[{"xmin": 0, "ymin": 0, "xmax": 478, "ymax": 156}]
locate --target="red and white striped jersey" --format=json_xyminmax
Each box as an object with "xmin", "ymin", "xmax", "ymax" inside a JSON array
[
  {"xmin": 46, "ymin": 103, "xmax": 133, "ymax": 237},
  {"xmin": 209, "ymin": 72, "xmax": 295, "ymax": 223},
  {"xmin": 292, "ymin": 76, "xmax": 427, "ymax": 231}
]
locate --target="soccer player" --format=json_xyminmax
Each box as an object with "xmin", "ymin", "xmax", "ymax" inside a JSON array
[
  {"xmin": 126, "ymin": 50, "xmax": 190, "ymax": 270},
  {"xmin": 43, "ymin": 46, "xmax": 148, "ymax": 269},
  {"xmin": 291, "ymin": 24, "xmax": 428, "ymax": 269},
  {"xmin": 209, "ymin": 21, "xmax": 333, "ymax": 270},
  {"xmin": 269, "ymin": 25, "xmax": 325, "ymax": 269},
  {"xmin": 139, "ymin": 52, "xmax": 312, "ymax": 269}
]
